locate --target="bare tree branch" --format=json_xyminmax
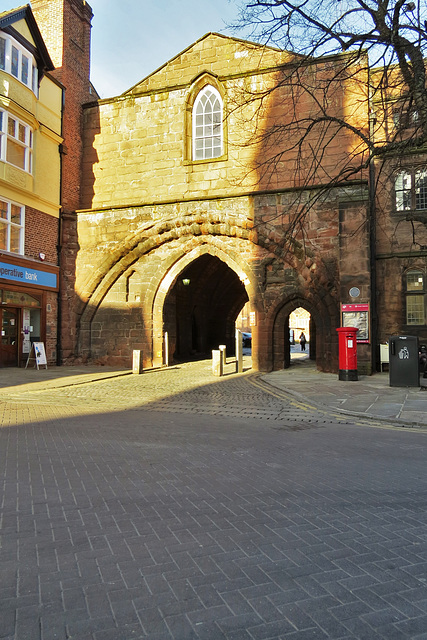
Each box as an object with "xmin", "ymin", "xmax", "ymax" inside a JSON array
[{"xmin": 229, "ymin": 0, "xmax": 427, "ymax": 247}]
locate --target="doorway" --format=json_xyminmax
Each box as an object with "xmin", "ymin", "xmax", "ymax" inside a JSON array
[
  {"xmin": 0, "ymin": 308, "xmax": 19, "ymax": 366},
  {"xmin": 289, "ymin": 307, "xmax": 311, "ymax": 362}
]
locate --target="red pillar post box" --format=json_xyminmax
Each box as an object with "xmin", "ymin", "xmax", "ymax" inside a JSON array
[{"xmin": 336, "ymin": 327, "xmax": 359, "ymax": 381}]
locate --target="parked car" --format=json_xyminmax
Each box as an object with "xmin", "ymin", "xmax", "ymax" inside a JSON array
[{"xmin": 242, "ymin": 332, "xmax": 252, "ymax": 347}]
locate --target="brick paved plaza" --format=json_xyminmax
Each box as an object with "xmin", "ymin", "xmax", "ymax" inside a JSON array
[{"xmin": 1, "ymin": 360, "xmax": 427, "ymax": 639}]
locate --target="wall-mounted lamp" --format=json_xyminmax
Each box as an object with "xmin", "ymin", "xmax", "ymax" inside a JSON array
[
  {"xmin": 182, "ymin": 278, "xmax": 190, "ymax": 286},
  {"xmin": 39, "ymin": 252, "xmax": 46, "ymax": 261}
]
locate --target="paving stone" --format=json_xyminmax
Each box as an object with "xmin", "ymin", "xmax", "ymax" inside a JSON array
[{"xmin": 2, "ymin": 360, "xmax": 427, "ymax": 639}]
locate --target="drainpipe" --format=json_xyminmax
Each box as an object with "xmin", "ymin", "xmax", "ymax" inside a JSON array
[
  {"xmin": 56, "ymin": 87, "xmax": 65, "ymax": 366},
  {"xmin": 368, "ymin": 76, "xmax": 378, "ymax": 373}
]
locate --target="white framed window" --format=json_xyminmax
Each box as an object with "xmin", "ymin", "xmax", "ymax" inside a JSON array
[
  {"xmin": 415, "ymin": 169, "xmax": 427, "ymax": 210},
  {"xmin": 395, "ymin": 168, "xmax": 427, "ymax": 212},
  {"xmin": 0, "ymin": 109, "xmax": 33, "ymax": 173},
  {"xmin": 192, "ymin": 86, "xmax": 223, "ymax": 161},
  {"xmin": 0, "ymin": 33, "xmax": 38, "ymax": 94},
  {"xmin": 395, "ymin": 171, "xmax": 412, "ymax": 211},
  {"xmin": 405, "ymin": 270, "xmax": 426, "ymax": 325},
  {"xmin": 0, "ymin": 198, "xmax": 24, "ymax": 255}
]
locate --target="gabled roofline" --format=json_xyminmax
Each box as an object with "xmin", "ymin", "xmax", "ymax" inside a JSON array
[
  {"xmin": 0, "ymin": 4, "xmax": 54, "ymax": 72},
  {"xmin": 122, "ymin": 31, "xmax": 286, "ymax": 96}
]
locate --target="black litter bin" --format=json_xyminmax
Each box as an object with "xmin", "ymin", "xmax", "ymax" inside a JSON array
[{"xmin": 389, "ymin": 335, "xmax": 419, "ymax": 387}]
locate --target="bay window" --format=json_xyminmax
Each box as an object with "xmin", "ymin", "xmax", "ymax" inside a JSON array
[{"xmin": 0, "ymin": 33, "xmax": 38, "ymax": 93}]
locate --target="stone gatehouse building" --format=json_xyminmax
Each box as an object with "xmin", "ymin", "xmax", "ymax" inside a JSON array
[{"xmin": 31, "ymin": 0, "xmax": 427, "ymax": 374}]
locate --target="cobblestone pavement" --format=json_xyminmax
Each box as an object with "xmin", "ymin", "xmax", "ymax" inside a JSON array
[
  {"xmin": 1, "ymin": 360, "xmax": 427, "ymax": 639},
  {"xmin": 0, "ymin": 359, "xmax": 351, "ymax": 427}
]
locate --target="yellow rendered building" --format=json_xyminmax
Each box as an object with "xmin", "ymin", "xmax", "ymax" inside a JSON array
[{"xmin": 0, "ymin": 5, "xmax": 62, "ymax": 366}]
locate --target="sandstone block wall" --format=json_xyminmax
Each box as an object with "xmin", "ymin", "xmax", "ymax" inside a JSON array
[{"xmin": 81, "ymin": 38, "xmax": 368, "ymax": 212}]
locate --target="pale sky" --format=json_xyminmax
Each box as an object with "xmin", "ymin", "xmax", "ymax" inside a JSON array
[{"xmin": 88, "ymin": 0, "xmax": 245, "ymax": 98}]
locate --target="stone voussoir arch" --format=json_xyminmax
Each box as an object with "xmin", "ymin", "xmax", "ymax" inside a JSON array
[
  {"xmin": 77, "ymin": 227, "xmax": 262, "ymax": 358},
  {"xmin": 77, "ymin": 202, "xmax": 324, "ymax": 322},
  {"xmin": 78, "ymin": 212, "xmax": 258, "ymax": 324}
]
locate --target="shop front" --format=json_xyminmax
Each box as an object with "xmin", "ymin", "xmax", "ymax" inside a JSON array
[{"xmin": 0, "ymin": 257, "xmax": 59, "ymax": 367}]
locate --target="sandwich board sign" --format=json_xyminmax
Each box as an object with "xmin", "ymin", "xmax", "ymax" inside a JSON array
[{"xmin": 25, "ymin": 342, "xmax": 48, "ymax": 369}]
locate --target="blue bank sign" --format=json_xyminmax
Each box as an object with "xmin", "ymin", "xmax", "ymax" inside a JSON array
[{"xmin": 0, "ymin": 261, "xmax": 57, "ymax": 289}]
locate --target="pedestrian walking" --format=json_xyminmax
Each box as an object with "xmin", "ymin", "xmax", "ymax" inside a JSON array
[
  {"xmin": 299, "ymin": 331, "xmax": 306, "ymax": 351},
  {"xmin": 420, "ymin": 344, "xmax": 427, "ymax": 378}
]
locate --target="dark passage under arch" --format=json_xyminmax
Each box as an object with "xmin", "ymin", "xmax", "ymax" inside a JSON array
[{"xmin": 164, "ymin": 254, "xmax": 248, "ymax": 362}]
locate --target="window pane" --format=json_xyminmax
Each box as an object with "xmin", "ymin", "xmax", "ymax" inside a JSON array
[
  {"xmin": 406, "ymin": 294, "xmax": 425, "ymax": 325},
  {"xmin": 0, "ymin": 200, "xmax": 7, "ymax": 220},
  {"xmin": 3, "ymin": 291, "xmax": 40, "ymax": 307},
  {"xmin": 395, "ymin": 172, "xmax": 412, "ymax": 210},
  {"xmin": 415, "ymin": 170, "xmax": 427, "ymax": 210},
  {"xmin": 18, "ymin": 123, "xmax": 26, "ymax": 144},
  {"xmin": 10, "ymin": 205, "xmax": 22, "ymax": 225},
  {"xmin": 407, "ymin": 271, "xmax": 424, "ymax": 291},
  {"xmin": 32, "ymin": 66, "xmax": 38, "ymax": 94},
  {"xmin": 9, "ymin": 225, "xmax": 21, "ymax": 253},
  {"xmin": 11, "ymin": 46, "xmax": 19, "ymax": 77},
  {"xmin": 8, "ymin": 117, "xmax": 15, "ymax": 137},
  {"xmin": 6, "ymin": 139, "xmax": 26, "ymax": 169},
  {"xmin": 21, "ymin": 55, "xmax": 29, "ymax": 85},
  {"xmin": 0, "ymin": 37, "xmax": 5, "ymax": 71},
  {"xmin": 0, "ymin": 222, "xmax": 7, "ymax": 250}
]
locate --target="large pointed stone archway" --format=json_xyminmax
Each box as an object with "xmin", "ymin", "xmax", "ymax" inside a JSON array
[{"xmin": 152, "ymin": 243, "xmax": 259, "ymax": 368}]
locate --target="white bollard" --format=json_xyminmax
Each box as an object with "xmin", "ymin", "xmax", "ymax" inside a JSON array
[
  {"xmin": 212, "ymin": 349, "xmax": 223, "ymax": 377},
  {"xmin": 219, "ymin": 344, "xmax": 226, "ymax": 368},
  {"xmin": 132, "ymin": 349, "xmax": 143, "ymax": 374},
  {"xmin": 164, "ymin": 332, "xmax": 169, "ymax": 367},
  {"xmin": 235, "ymin": 330, "xmax": 243, "ymax": 373}
]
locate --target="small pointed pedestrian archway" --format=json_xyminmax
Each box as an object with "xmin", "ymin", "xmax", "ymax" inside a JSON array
[{"xmin": 272, "ymin": 298, "xmax": 323, "ymax": 371}]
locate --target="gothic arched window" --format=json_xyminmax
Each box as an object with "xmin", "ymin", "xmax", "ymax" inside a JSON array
[{"xmin": 192, "ymin": 86, "xmax": 223, "ymax": 161}]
